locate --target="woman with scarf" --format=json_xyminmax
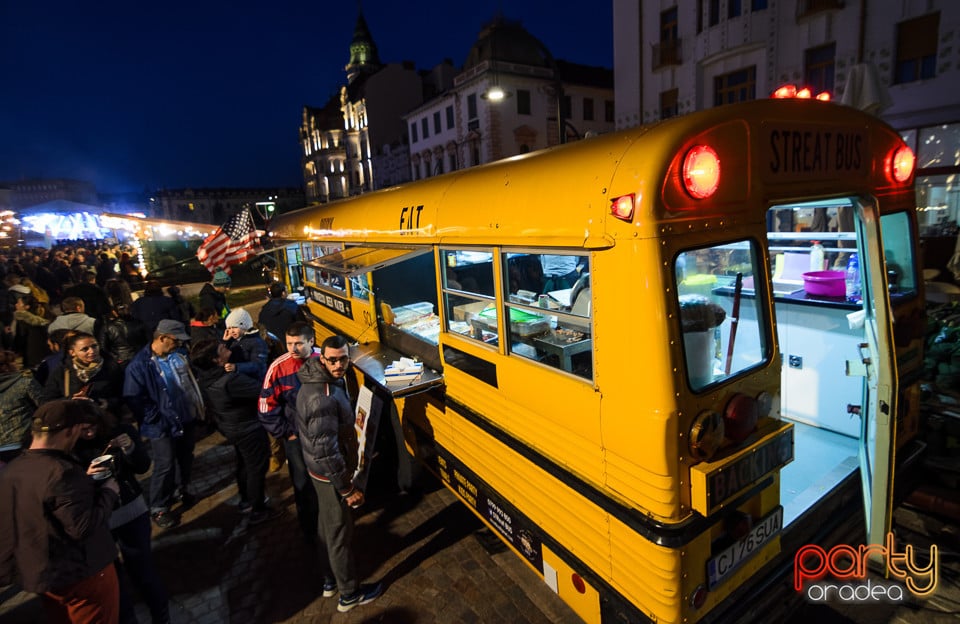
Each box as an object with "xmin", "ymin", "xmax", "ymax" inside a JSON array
[{"xmin": 44, "ymin": 331, "xmax": 127, "ymax": 420}]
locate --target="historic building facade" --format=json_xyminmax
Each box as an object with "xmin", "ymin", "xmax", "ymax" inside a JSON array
[
  {"xmin": 403, "ymin": 17, "xmax": 615, "ymax": 180},
  {"xmin": 151, "ymin": 187, "xmax": 304, "ymax": 226},
  {"xmin": 612, "ymin": 0, "xmax": 960, "ymax": 233},
  {"xmin": 299, "ymin": 13, "xmax": 437, "ymax": 203}
]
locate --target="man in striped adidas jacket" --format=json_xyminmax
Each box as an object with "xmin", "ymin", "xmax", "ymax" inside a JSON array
[{"xmin": 257, "ymin": 321, "xmax": 320, "ymax": 540}]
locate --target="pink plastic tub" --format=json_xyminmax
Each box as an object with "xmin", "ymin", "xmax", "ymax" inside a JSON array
[{"xmin": 802, "ymin": 270, "xmax": 846, "ymax": 297}]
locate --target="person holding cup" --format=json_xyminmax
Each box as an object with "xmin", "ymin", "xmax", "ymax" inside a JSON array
[
  {"xmin": 73, "ymin": 401, "xmax": 171, "ymax": 624},
  {"xmin": 0, "ymin": 400, "xmax": 121, "ymax": 623}
]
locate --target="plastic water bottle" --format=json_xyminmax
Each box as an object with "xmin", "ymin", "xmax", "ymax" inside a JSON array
[
  {"xmin": 845, "ymin": 253, "xmax": 861, "ymax": 301},
  {"xmin": 810, "ymin": 241, "xmax": 825, "ymax": 272}
]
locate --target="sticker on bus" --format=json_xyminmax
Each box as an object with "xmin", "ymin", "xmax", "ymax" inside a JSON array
[{"xmin": 706, "ymin": 506, "xmax": 783, "ymax": 590}]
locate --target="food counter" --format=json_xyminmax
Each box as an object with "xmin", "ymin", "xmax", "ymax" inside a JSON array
[{"xmin": 350, "ymin": 342, "xmax": 443, "ymax": 398}]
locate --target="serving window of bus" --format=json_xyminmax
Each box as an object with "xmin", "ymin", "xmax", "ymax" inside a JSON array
[
  {"xmin": 441, "ymin": 248, "xmax": 593, "ymax": 380},
  {"xmin": 676, "ymin": 240, "xmax": 769, "ymax": 391}
]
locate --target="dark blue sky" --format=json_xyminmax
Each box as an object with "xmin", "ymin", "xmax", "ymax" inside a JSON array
[{"xmin": 0, "ymin": 1, "xmax": 613, "ymax": 195}]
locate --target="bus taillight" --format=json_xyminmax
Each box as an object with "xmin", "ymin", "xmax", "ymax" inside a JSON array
[
  {"xmin": 682, "ymin": 145, "xmax": 720, "ymax": 199},
  {"xmin": 610, "ymin": 193, "xmax": 635, "ymax": 221},
  {"xmin": 892, "ymin": 145, "xmax": 916, "ymax": 183},
  {"xmin": 724, "ymin": 394, "xmax": 759, "ymax": 443}
]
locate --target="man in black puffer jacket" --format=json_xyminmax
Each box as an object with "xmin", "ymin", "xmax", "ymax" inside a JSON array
[
  {"xmin": 295, "ymin": 334, "xmax": 382, "ymax": 612},
  {"xmin": 189, "ymin": 338, "xmax": 274, "ymax": 524}
]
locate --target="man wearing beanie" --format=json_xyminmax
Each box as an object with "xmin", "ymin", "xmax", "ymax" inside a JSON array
[
  {"xmin": 0, "ymin": 399, "xmax": 121, "ymax": 623},
  {"xmin": 199, "ymin": 271, "xmax": 231, "ymax": 325},
  {"xmin": 223, "ymin": 308, "xmax": 269, "ymax": 382}
]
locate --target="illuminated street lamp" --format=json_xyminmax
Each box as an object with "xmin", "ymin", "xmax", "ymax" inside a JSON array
[{"xmin": 255, "ymin": 199, "xmax": 276, "ymax": 229}]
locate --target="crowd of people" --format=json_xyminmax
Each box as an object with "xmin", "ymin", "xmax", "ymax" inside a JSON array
[{"xmin": 0, "ymin": 243, "xmax": 384, "ymax": 622}]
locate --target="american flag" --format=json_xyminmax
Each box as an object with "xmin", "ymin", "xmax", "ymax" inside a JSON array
[{"xmin": 196, "ymin": 209, "xmax": 261, "ymax": 275}]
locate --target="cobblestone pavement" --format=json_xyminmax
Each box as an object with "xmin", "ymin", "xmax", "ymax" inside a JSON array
[
  {"xmin": 0, "ymin": 425, "xmax": 582, "ymax": 624},
  {"xmin": 2, "ymin": 421, "xmax": 959, "ymax": 623}
]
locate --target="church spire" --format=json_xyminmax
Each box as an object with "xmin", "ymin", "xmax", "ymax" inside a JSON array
[{"xmin": 345, "ymin": 6, "xmax": 381, "ymax": 84}]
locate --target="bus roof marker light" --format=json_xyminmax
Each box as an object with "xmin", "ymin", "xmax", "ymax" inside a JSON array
[
  {"xmin": 771, "ymin": 84, "xmax": 796, "ymax": 99},
  {"xmin": 610, "ymin": 193, "xmax": 635, "ymax": 221},
  {"xmin": 892, "ymin": 145, "xmax": 915, "ymax": 183},
  {"xmin": 682, "ymin": 145, "xmax": 720, "ymax": 199}
]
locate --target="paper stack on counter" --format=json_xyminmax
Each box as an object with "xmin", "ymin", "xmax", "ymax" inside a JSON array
[{"xmin": 384, "ymin": 357, "xmax": 423, "ymax": 383}]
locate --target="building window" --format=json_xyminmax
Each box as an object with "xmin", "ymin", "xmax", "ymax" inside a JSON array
[
  {"xmin": 728, "ymin": 0, "xmax": 742, "ymax": 18},
  {"xmin": 449, "ymin": 153, "xmax": 457, "ymax": 172},
  {"xmin": 805, "ymin": 43, "xmax": 835, "ymax": 95},
  {"xmin": 697, "ymin": 0, "xmax": 703, "ymax": 33},
  {"xmin": 655, "ymin": 8, "xmax": 681, "ymax": 68},
  {"xmin": 709, "ymin": 0, "xmax": 720, "ymax": 26},
  {"xmin": 714, "ymin": 66, "xmax": 756, "ymax": 105},
  {"xmin": 517, "ymin": 89, "xmax": 531, "ymax": 115},
  {"xmin": 797, "ymin": 0, "xmax": 844, "ymax": 17},
  {"xmin": 561, "ymin": 95, "xmax": 571, "ymax": 120},
  {"xmin": 467, "ymin": 93, "xmax": 478, "ymax": 119},
  {"xmin": 605, "ymin": 100, "xmax": 614, "ymax": 122},
  {"xmin": 661, "ymin": 88, "xmax": 679, "ymax": 120},
  {"xmin": 410, "ymin": 122, "xmax": 418, "ymax": 143},
  {"xmin": 895, "ymin": 13, "xmax": 939, "ymax": 84},
  {"xmin": 433, "ymin": 111, "xmax": 442, "ymax": 134},
  {"xmin": 751, "ymin": 0, "xmax": 768, "ymax": 9},
  {"xmin": 422, "ymin": 118, "xmax": 429, "ymax": 139},
  {"xmin": 583, "ymin": 97, "xmax": 594, "ymax": 121},
  {"xmin": 446, "ymin": 105, "xmax": 455, "ymax": 129},
  {"xmin": 661, "ymin": 8, "xmax": 678, "ymax": 43}
]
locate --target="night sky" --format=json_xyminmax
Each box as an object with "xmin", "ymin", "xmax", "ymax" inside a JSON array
[{"xmin": 0, "ymin": 1, "xmax": 613, "ymax": 195}]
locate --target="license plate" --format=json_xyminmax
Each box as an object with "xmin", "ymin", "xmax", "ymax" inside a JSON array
[{"xmin": 706, "ymin": 506, "xmax": 783, "ymax": 590}]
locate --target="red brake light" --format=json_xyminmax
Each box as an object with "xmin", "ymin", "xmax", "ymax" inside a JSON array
[
  {"xmin": 682, "ymin": 145, "xmax": 720, "ymax": 199},
  {"xmin": 796, "ymin": 87, "xmax": 812, "ymax": 99},
  {"xmin": 724, "ymin": 393, "xmax": 759, "ymax": 443},
  {"xmin": 610, "ymin": 193, "xmax": 635, "ymax": 221},
  {"xmin": 815, "ymin": 91, "xmax": 831, "ymax": 101},
  {"xmin": 892, "ymin": 145, "xmax": 915, "ymax": 183}
]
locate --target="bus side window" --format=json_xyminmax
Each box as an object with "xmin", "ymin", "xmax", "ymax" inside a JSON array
[
  {"xmin": 349, "ymin": 274, "xmax": 371, "ymax": 300},
  {"xmin": 503, "ymin": 252, "xmax": 593, "ymax": 381},
  {"xmin": 441, "ymin": 249, "xmax": 496, "ymax": 344}
]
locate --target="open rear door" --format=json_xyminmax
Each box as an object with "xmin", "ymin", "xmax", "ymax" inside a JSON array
[{"xmin": 851, "ymin": 199, "xmax": 899, "ymax": 549}]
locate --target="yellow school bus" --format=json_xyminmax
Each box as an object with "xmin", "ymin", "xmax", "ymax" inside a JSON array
[{"xmin": 266, "ymin": 98, "xmax": 924, "ymax": 623}]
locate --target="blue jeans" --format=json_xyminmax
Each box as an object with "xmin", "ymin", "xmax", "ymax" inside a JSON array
[
  {"xmin": 147, "ymin": 423, "xmax": 196, "ymax": 512},
  {"xmin": 283, "ymin": 436, "xmax": 318, "ymax": 539},
  {"xmin": 113, "ymin": 511, "xmax": 169, "ymax": 623}
]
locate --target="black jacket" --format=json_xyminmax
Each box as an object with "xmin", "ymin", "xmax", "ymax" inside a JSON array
[
  {"xmin": 195, "ymin": 365, "xmax": 264, "ymax": 440},
  {"xmin": 198, "ymin": 283, "xmax": 228, "ymax": 323},
  {"xmin": 258, "ymin": 298, "xmax": 304, "ymax": 341},
  {"xmin": 98, "ymin": 314, "xmax": 149, "ymax": 365},
  {"xmin": 74, "ymin": 422, "xmax": 151, "ymax": 509},
  {"xmin": 45, "ymin": 356, "xmax": 127, "ymax": 417},
  {"xmin": 130, "ymin": 293, "xmax": 182, "ymax": 334},
  {"xmin": 294, "ymin": 358, "xmax": 357, "ymax": 493},
  {"xmin": 0, "ymin": 448, "xmax": 119, "ymax": 592}
]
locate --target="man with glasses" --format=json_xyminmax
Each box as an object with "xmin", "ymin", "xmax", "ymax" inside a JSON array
[
  {"xmin": 123, "ymin": 319, "xmax": 204, "ymax": 529},
  {"xmin": 258, "ymin": 321, "xmax": 320, "ymax": 541},
  {"xmin": 295, "ymin": 334, "xmax": 382, "ymax": 611}
]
